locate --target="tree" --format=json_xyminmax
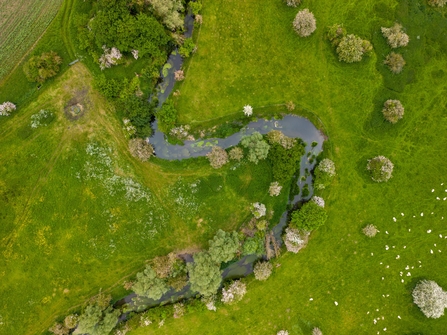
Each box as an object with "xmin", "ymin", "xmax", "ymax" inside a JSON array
[
  {"xmin": 336, "ymin": 34, "xmax": 371, "ymax": 63},
  {"xmin": 384, "ymin": 52, "xmax": 406, "ymax": 74},
  {"xmin": 269, "ymin": 181, "xmax": 282, "ymax": 196},
  {"xmin": 206, "ymin": 146, "xmax": 229, "ymax": 169},
  {"xmin": 283, "ymin": 227, "xmax": 307, "ymax": 253},
  {"xmin": 229, "ymin": 147, "xmax": 244, "ymax": 161},
  {"xmin": 293, "ymin": 9, "xmax": 316, "ymax": 37},
  {"xmin": 208, "ymin": 229, "xmax": 240, "ymax": 264},
  {"xmin": 132, "ymin": 265, "xmax": 169, "ymax": 300},
  {"xmin": 327, "ymin": 24, "xmax": 346, "ymax": 47},
  {"xmin": 221, "ymin": 280, "xmax": 247, "ymax": 304},
  {"xmin": 242, "ymin": 235, "xmax": 265, "ymax": 256},
  {"xmin": 23, "ymin": 51, "xmax": 62, "ymax": 83},
  {"xmin": 412, "ymin": 280, "xmax": 447, "ymax": 318},
  {"xmin": 74, "ymin": 304, "xmax": 119, "ymax": 335},
  {"xmin": 381, "ymin": 23, "xmax": 409, "ymax": 48},
  {"xmin": 187, "ymin": 252, "xmax": 222, "ymax": 296},
  {"xmin": 253, "ymin": 261, "xmax": 273, "ymax": 281},
  {"xmin": 382, "ymin": 99, "xmax": 404, "ymax": 124},
  {"xmin": 49, "ymin": 323, "xmax": 69, "ymax": 335},
  {"xmin": 367, "ymin": 156, "xmax": 394, "ymax": 182},
  {"xmin": 290, "ymin": 201, "xmax": 328, "ymax": 231},
  {"xmin": 240, "ymin": 132, "xmax": 270, "ymax": 164},
  {"xmin": 268, "ymin": 141, "xmax": 304, "ymax": 184},
  {"xmin": 148, "ymin": 0, "xmax": 184, "ymax": 30},
  {"xmin": 362, "ymin": 224, "xmax": 378, "ymax": 237},
  {"xmin": 129, "ymin": 138, "xmax": 154, "ymax": 161},
  {"xmin": 157, "ymin": 99, "xmax": 178, "ymax": 133},
  {"xmin": 0, "ymin": 101, "xmax": 16, "ymax": 116},
  {"xmin": 428, "ymin": 0, "xmax": 447, "ymax": 7}
]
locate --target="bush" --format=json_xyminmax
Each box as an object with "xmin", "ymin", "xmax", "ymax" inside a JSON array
[
  {"xmin": 98, "ymin": 46, "xmax": 122, "ymax": 70},
  {"xmin": 240, "ymin": 132, "xmax": 270, "ymax": 164},
  {"xmin": 179, "ymin": 38, "xmax": 196, "ymax": 58},
  {"xmin": 316, "ymin": 158, "xmax": 336, "ymax": 177},
  {"xmin": 157, "ymin": 99, "xmax": 178, "ymax": 133},
  {"xmin": 206, "ymin": 146, "xmax": 229, "ymax": 169},
  {"xmin": 311, "ymin": 196, "xmax": 325, "ymax": 208},
  {"xmin": 367, "ymin": 156, "xmax": 394, "ymax": 182},
  {"xmin": 293, "ymin": 9, "xmax": 317, "ymax": 37},
  {"xmin": 285, "ymin": 100, "xmax": 295, "ymax": 111},
  {"xmin": 187, "ymin": 252, "xmax": 222, "ymax": 296},
  {"xmin": 64, "ymin": 314, "xmax": 79, "ymax": 329},
  {"xmin": 189, "ymin": 0, "xmax": 202, "ymax": 15},
  {"xmin": 73, "ymin": 304, "xmax": 119, "ymax": 335},
  {"xmin": 384, "ymin": 52, "xmax": 406, "ymax": 74},
  {"xmin": 268, "ymin": 140, "xmax": 304, "ymax": 184},
  {"xmin": 221, "ymin": 280, "xmax": 247, "ymax": 304},
  {"xmin": 362, "ymin": 224, "xmax": 378, "ymax": 237},
  {"xmin": 290, "ymin": 201, "xmax": 328, "ymax": 231},
  {"xmin": 269, "ymin": 181, "xmax": 282, "ymax": 196},
  {"xmin": 148, "ymin": 0, "xmax": 184, "ymax": 30},
  {"xmin": 253, "ymin": 261, "xmax": 273, "ymax": 281},
  {"xmin": 428, "ymin": 0, "xmax": 447, "ymax": 7},
  {"xmin": 283, "ymin": 227, "xmax": 307, "ymax": 253},
  {"xmin": 336, "ymin": 34, "xmax": 371, "ymax": 63},
  {"xmin": 132, "ymin": 265, "xmax": 169, "ymax": 300},
  {"xmin": 251, "ymin": 202, "xmax": 266, "ymax": 218},
  {"xmin": 23, "ymin": 51, "xmax": 62, "ymax": 83},
  {"xmin": 381, "ymin": 23, "xmax": 409, "ymax": 48},
  {"xmin": 208, "ymin": 229, "xmax": 240, "ymax": 264},
  {"xmin": 229, "ymin": 147, "xmax": 244, "ymax": 161},
  {"xmin": 412, "ymin": 280, "xmax": 447, "ymax": 318},
  {"xmin": 382, "ymin": 99, "xmax": 404, "ymax": 124},
  {"xmin": 312, "ymin": 328, "xmax": 323, "ymax": 335},
  {"xmin": 327, "ymin": 24, "xmax": 346, "ymax": 47},
  {"xmin": 0, "ymin": 101, "xmax": 16, "ymax": 116},
  {"xmin": 49, "ymin": 323, "xmax": 69, "ymax": 335},
  {"xmin": 129, "ymin": 138, "xmax": 154, "ymax": 161},
  {"xmin": 284, "ymin": 0, "xmax": 301, "ymax": 7},
  {"xmin": 242, "ymin": 235, "xmax": 265, "ymax": 256}
]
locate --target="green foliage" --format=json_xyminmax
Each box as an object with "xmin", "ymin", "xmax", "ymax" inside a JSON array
[
  {"xmin": 208, "ymin": 229, "xmax": 240, "ymax": 263},
  {"xmin": 327, "ymin": 24, "xmax": 346, "ymax": 47},
  {"xmin": 132, "ymin": 265, "xmax": 169, "ymax": 300},
  {"xmin": 74, "ymin": 304, "xmax": 119, "ymax": 335},
  {"xmin": 242, "ymin": 234, "xmax": 265, "ymax": 256},
  {"xmin": 157, "ymin": 99, "xmax": 178, "ymax": 133},
  {"xmin": 240, "ymin": 132, "xmax": 270, "ymax": 164},
  {"xmin": 189, "ymin": 1, "xmax": 203, "ymax": 15},
  {"xmin": 290, "ymin": 201, "xmax": 328, "ymax": 231},
  {"xmin": 268, "ymin": 141, "xmax": 304, "ymax": 184},
  {"xmin": 118, "ymin": 95, "xmax": 155, "ymax": 138},
  {"xmin": 23, "ymin": 51, "xmax": 62, "ymax": 83},
  {"xmin": 179, "ymin": 38, "xmax": 196, "ymax": 58},
  {"xmin": 336, "ymin": 34, "xmax": 371, "ymax": 63},
  {"xmin": 187, "ymin": 252, "xmax": 222, "ymax": 296},
  {"xmin": 148, "ymin": 0, "xmax": 184, "ymax": 30}
]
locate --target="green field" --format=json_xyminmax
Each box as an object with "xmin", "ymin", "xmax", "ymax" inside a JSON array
[{"xmin": 1, "ymin": 0, "xmax": 447, "ymax": 334}]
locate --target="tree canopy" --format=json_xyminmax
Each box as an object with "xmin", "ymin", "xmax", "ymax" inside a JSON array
[
  {"xmin": 187, "ymin": 252, "xmax": 222, "ymax": 296},
  {"xmin": 290, "ymin": 201, "xmax": 328, "ymax": 231},
  {"xmin": 208, "ymin": 229, "xmax": 240, "ymax": 264}
]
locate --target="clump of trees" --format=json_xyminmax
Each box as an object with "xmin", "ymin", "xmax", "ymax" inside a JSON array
[
  {"xmin": 0, "ymin": 101, "xmax": 16, "ymax": 116},
  {"xmin": 382, "ymin": 99, "xmax": 404, "ymax": 124},
  {"xmin": 253, "ymin": 261, "xmax": 273, "ymax": 281},
  {"xmin": 336, "ymin": 34, "xmax": 372, "ymax": 63},
  {"xmin": 206, "ymin": 146, "xmax": 229, "ymax": 169},
  {"xmin": 412, "ymin": 280, "xmax": 447, "ymax": 318},
  {"xmin": 384, "ymin": 52, "xmax": 406, "ymax": 74},
  {"xmin": 128, "ymin": 138, "xmax": 154, "ymax": 161},
  {"xmin": 23, "ymin": 51, "xmax": 62, "ymax": 83},
  {"xmin": 428, "ymin": 0, "xmax": 447, "ymax": 7},
  {"xmin": 240, "ymin": 132, "xmax": 270, "ymax": 164},
  {"xmin": 381, "ymin": 23, "xmax": 409, "ymax": 48},
  {"xmin": 293, "ymin": 9, "xmax": 317, "ymax": 37},
  {"xmin": 362, "ymin": 224, "xmax": 378, "ymax": 237},
  {"xmin": 221, "ymin": 280, "xmax": 247, "ymax": 304},
  {"xmin": 229, "ymin": 147, "xmax": 244, "ymax": 161},
  {"xmin": 290, "ymin": 201, "xmax": 328, "ymax": 231},
  {"xmin": 367, "ymin": 156, "xmax": 394, "ymax": 182}
]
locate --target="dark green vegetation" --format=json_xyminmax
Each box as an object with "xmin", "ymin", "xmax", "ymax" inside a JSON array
[
  {"xmin": 23, "ymin": 51, "xmax": 62, "ymax": 83},
  {"xmin": 290, "ymin": 201, "xmax": 328, "ymax": 231}
]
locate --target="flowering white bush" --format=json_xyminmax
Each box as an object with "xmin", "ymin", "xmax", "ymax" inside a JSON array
[
  {"xmin": 170, "ymin": 125, "xmax": 194, "ymax": 140},
  {"xmin": 202, "ymin": 295, "xmax": 217, "ymax": 311},
  {"xmin": 269, "ymin": 182, "xmax": 282, "ymax": 196},
  {"xmin": 122, "ymin": 119, "xmax": 136, "ymax": 137},
  {"xmin": 428, "ymin": 0, "xmax": 447, "ymax": 7},
  {"xmin": 173, "ymin": 303, "xmax": 185, "ymax": 318},
  {"xmin": 367, "ymin": 156, "xmax": 394, "ymax": 182},
  {"xmin": 0, "ymin": 101, "xmax": 16, "ymax": 116},
  {"xmin": 362, "ymin": 224, "xmax": 378, "ymax": 237},
  {"xmin": 221, "ymin": 280, "xmax": 247, "ymax": 304},
  {"xmin": 253, "ymin": 261, "xmax": 273, "ymax": 281},
  {"xmin": 30, "ymin": 110, "xmax": 52, "ymax": 128},
  {"xmin": 132, "ymin": 49, "xmax": 139, "ymax": 59},
  {"xmin": 293, "ymin": 9, "xmax": 316, "ymax": 37},
  {"xmin": 128, "ymin": 138, "xmax": 154, "ymax": 162},
  {"xmin": 317, "ymin": 158, "xmax": 336, "ymax": 177},
  {"xmin": 277, "ymin": 331, "xmax": 289, "ymax": 335},
  {"xmin": 382, "ymin": 99, "xmax": 404, "ymax": 124},
  {"xmin": 381, "ymin": 23, "xmax": 409, "ymax": 48},
  {"xmin": 413, "ymin": 280, "xmax": 447, "ymax": 318},
  {"xmin": 283, "ymin": 227, "xmax": 306, "ymax": 253},
  {"xmin": 229, "ymin": 147, "xmax": 244, "ymax": 161},
  {"xmin": 312, "ymin": 328, "xmax": 323, "ymax": 335},
  {"xmin": 99, "ymin": 45, "xmax": 122, "ymax": 70},
  {"xmin": 174, "ymin": 70, "xmax": 185, "ymax": 81},
  {"xmin": 206, "ymin": 146, "xmax": 229, "ymax": 169},
  {"xmin": 251, "ymin": 202, "xmax": 266, "ymax": 218},
  {"xmin": 311, "ymin": 196, "xmax": 325, "ymax": 208},
  {"xmin": 243, "ymin": 105, "xmax": 253, "ymax": 117},
  {"xmin": 285, "ymin": 0, "xmax": 300, "ymax": 7}
]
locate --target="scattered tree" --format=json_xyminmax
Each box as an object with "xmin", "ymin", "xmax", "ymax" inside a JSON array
[
  {"xmin": 189, "ymin": 0, "xmax": 202, "ymax": 15},
  {"xmin": 381, "ymin": 23, "xmax": 410, "ymax": 48},
  {"xmin": 240, "ymin": 132, "xmax": 270, "ymax": 164},
  {"xmin": 269, "ymin": 181, "xmax": 282, "ymax": 196},
  {"xmin": 206, "ymin": 146, "xmax": 229, "ymax": 169},
  {"xmin": 384, "ymin": 52, "xmax": 406, "ymax": 74},
  {"xmin": 428, "ymin": 0, "xmax": 447, "ymax": 7},
  {"xmin": 242, "ymin": 235, "xmax": 266, "ymax": 256},
  {"xmin": 336, "ymin": 34, "xmax": 372, "ymax": 63},
  {"xmin": 412, "ymin": 280, "xmax": 447, "ymax": 318},
  {"xmin": 221, "ymin": 280, "xmax": 247, "ymax": 304},
  {"xmin": 362, "ymin": 224, "xmax": 378, "ymax": 237},
  {"xmin": 327, "ymin": 24, "xmax": 346, "ymax": 47},
  {"xmin": 178, "ymin": 38, "xmax": 196, "ymax": 58},
  {"xmin": 316, "ymin": 158, "xmax": 336, "ymax": 177},
  {"xmin": 283, "ymin": 227, "xmax": 307, "ymax": 253},
  {"xmin": 253, "ymin": 261, "xmax": 273, "ymax": 281},
  {"xmin": 290, "ymin": 201, "xmax": 328, "ymax": 231},
  {"xmin": 251, "ymin": 202, "xmax": 266, "ymax": 218},
  {"xmin": 382, "ymin": 99, "xmax": 404, "ymax": 124},
  {"xmin": 129, "ymin": 138, "xmax": 154, "ymax": 161},
  {"xmin": 0, "ymin": 101, "xmax": 16, "ymax": 116},
  {"xmin": 73, "ymin": 303, "xmax": 119, "ymax": 335},
  {"xmin": 174, "ymin": 69, "xmax": 185, "ymax": 81},
  {"xmin": 284, "ymin": 0, "xmax": 301, "ymax": 7},
  {"xmin": 293, "ymin": 9, "xmax": 317, "ymax": 37},
  {"xmin": 148, "ymin": 0, "xmax": 184, "ymax": 30},
  {"xmin": 243, "ymin": 105, "xmax": 253, "ymax": 117},
  {"xmin": 208, "ymin": 229, "xmax": 240, "ymax": 264},
  {"xmin": 187, "ymin": 252, "xmax": 222, "ymax": 296},
  {"xmin": 98, "ymin": 46, "xmax": 122, "ymax": 70},
  {"xmin": 23, "ymin": 51, "xmax": 62, "ymax": 83},
  {"xmin": 132, "ymin": 265, "xmax": 169, "ymax": 300},
  {"xmin": 367, "ymin": 156, "xmax": 394, "ymax": 182},
  {"xmin": 229, "ymin": 147, "xmax": 244, "ymax": 161},
  {"xmin": 311, "ymin": 196, "xmax": 325, "ymax": 208}
]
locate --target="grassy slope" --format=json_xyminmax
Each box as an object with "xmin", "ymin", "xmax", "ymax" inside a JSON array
[{"xmin": 129, "ymin": 0, "xmax": 447, "ymax": 334}]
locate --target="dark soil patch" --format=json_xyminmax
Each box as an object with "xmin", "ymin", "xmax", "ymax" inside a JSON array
[{"xmin": 64, "ymin": 88, "xmax": 90, "ymax": 121}]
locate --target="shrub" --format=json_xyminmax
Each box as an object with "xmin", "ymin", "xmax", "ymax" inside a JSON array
[
  {"xmin": 293, "ymin": 9, "xmax": 317, "ymax": 37},
  {"xmin": 206, "ymin": 146, "xmax": 229, "ymax": 169},
  {"xmin": 221, "ymin": 280, "xmax": 247, "ymax": 304},
  {"xmin": 129, "ymin": 138, "xmax": 154, "ymax": 161},
  {"xmin": 311, "ymin": 196, "xmax": 325, "ymax": 208},
  {"xmin": 229, "ymin": 147, "xmax": 244, "ymax": 161},
  {"xmin": 381, "ymin": 23, "xmax": 410, "ymax": 48},
  {"xmin": 336, "ymin": 34, "xmax": 371, "ymax": 63},
  {"xmin": 242, "ymin": 235, "xmax": 266, "ymax": 256},
  {"xmin": 132, "ymin": 265, "xmax": 169, "ymax": 300},
  {"xmin": 148, "ymin": 0, "xmax": 184, "ymax": 30},
  {"xmin": 23, "ymin": 51, "xmax": 62, "ymax": 83},
  {"xmin": 327, "ymin": 24, "xmax": 346, "ymax": 47},
  {"xmin": 283, "ymin": 227, "xmax": 307, "ymax": 253},
  {"xmin": 202, "ymin": 295, "xmax": 217, "ymax": 311},
  {"xmin": 285, "ymin": 100, "xmax": 295, "ymax": 111},
  {"xmin": 382, "ymin": 99, "xmax": 404, "ymax": 124},
  {"xmin": 187, "ymin": 252, "xmax": 222, "ymax": 296},
  {"xmin": 189, "ymin": 0, "xmax": 202, "ymax": 15},
  {"xmin": 269, "ymin": 181, "xmax": 282, "ymax": 196},
  {"xmin": 290, "ymin": 201, "xmax": 328, "ymax": 231},
  {"xmin": 428, "ymin": 0, "xmax": 447, "ymax": 7},
  {"xmin": 362, "ymin": 224, "xmax": 378, "ymax": 237},
  {"xmin": 253, "ymin": 261, "xmax": 273, "ymax": 281},
  {"xmin": 179, "ymin": 38, "xmax": 196, "ymax": 58},
  {"xmin": 284, "ymin": 0, "xmax": 301, "ymax": 7},
  {"xmin": 268, "ymin": 141, "xmax": 304, "ymax": 184},
  {"xmin": 64, "ymin": 314, "xmax": 79, "ymax": 329},
  {"xmin": 316, "ymin": 158, "xmax": 336, "ymax": 177},
  {"xmin": 73, "ymin": 304, "xmax": 119, "ymax": 335},
  {"xmin": 367, "ymin": 156, "xmax": 394, "ymax": 182},
  {"xmin": 49, "ymin": 323, "xmax": 69, "ymax": 335},
  {"xmin": 256, "ymin": 219, "xmax": 268, "ymax": 231},
  {"xmin": 243, "ymin": 105, "xmax": 253, "ymax": 116},
  {"xmin": 240, "ymin": 132, "xmax": 270, "ymax": 164},
  {"xmin": 174, "ymin": 70, "xmax": 185, "ymax": 81},
  {"xmin": 157, "ymin": 99, "xmax": 178, "ymax": 133},
  {"xmin": 312, "ymin": 328, "xmax": 323, "ymax": 335},
  {"xmin": 208, "ymin": 229, "xmax": 240, "ymax": 264},
  {"xmin": 173, "ymin": 303, "xmax": 186, "ymax": 318},
  {"xmin": 251, "ymin": 202, "xmax": 266, "ymax": 218},
  {"xmin": 0, "ymin": 101, "xmax": 16, "ymax": 116},
  {"xmin": 98, "ymin": 46, "xmax": 122, "ymax": 70},
  {"xmin": 412, "ymin": 280, "xmax": 447, "ymax": 318},
  {"xmin": 384, "ymin": 52, "xmax": 406, "ymax": 74}
]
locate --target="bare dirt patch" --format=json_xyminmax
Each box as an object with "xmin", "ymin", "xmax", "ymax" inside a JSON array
[{"xmin": 64, "ymin": 88, "xmax": 91, "ymax": 121}]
